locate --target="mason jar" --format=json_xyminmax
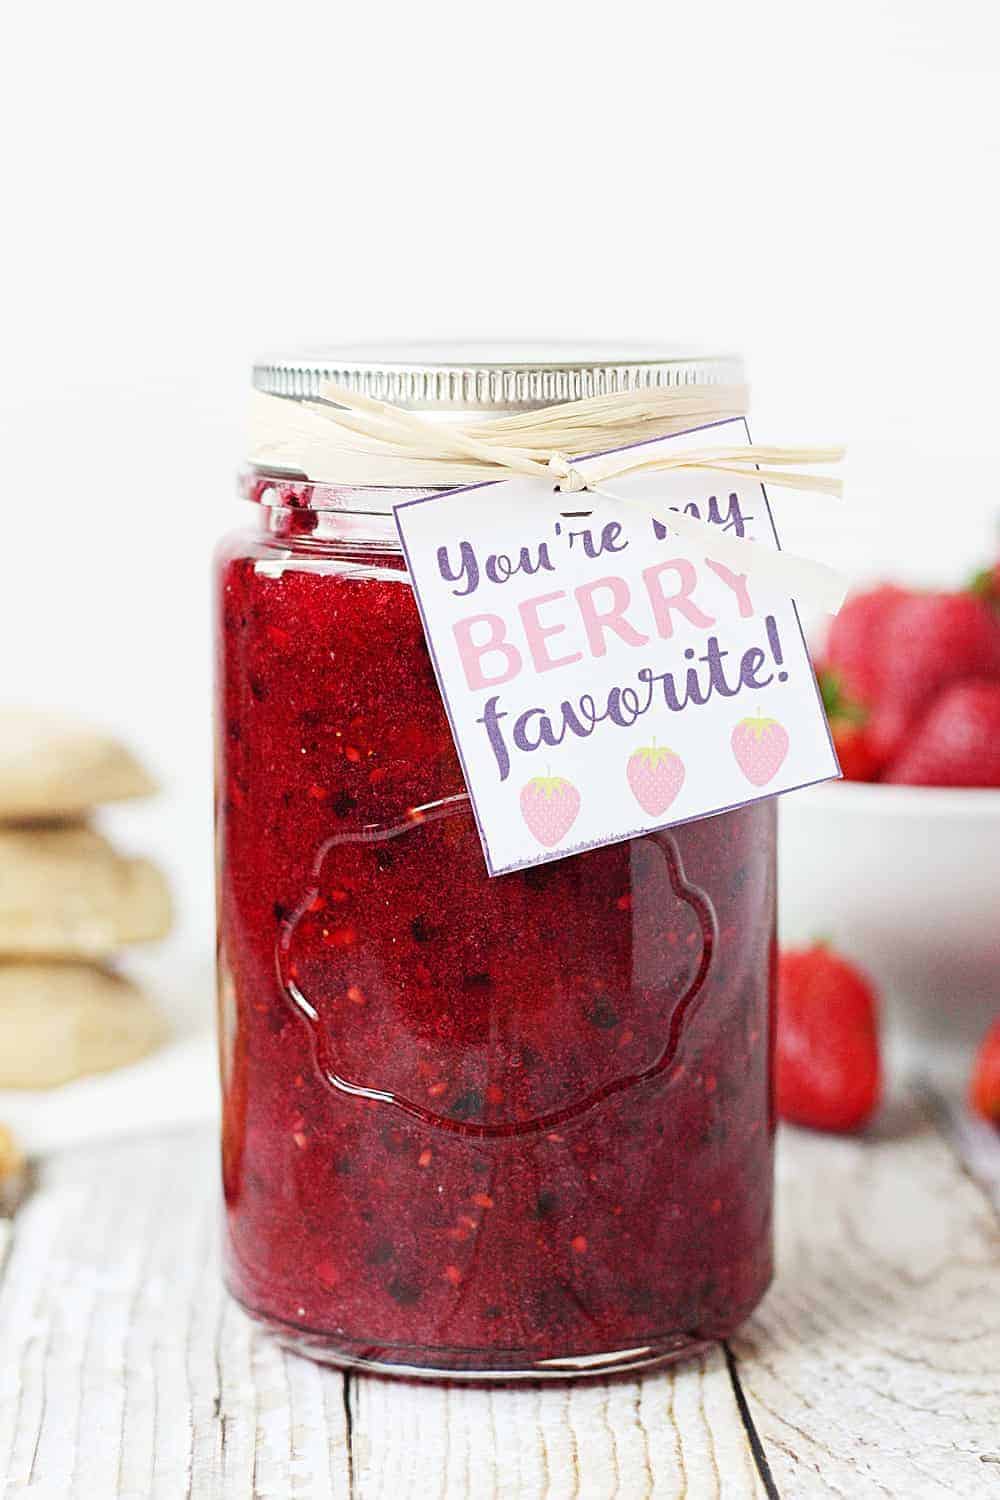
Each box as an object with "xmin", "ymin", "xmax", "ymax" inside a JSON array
[{"xmin": 215, "ymin": 347, "xmax": 776, "ymax": 1378}]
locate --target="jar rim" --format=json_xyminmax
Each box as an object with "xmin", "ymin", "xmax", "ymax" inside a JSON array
[{"xmin": 241, "ymin": 468, "xmax": 441, "ymax": 515}]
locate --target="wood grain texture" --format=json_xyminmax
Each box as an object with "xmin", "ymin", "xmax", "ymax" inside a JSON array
[
  {"xmin": 0, "ymin": 1130, "xmax": 350, "ymax": 1500},
  {"xmin": 0, "ymin": 1097, "xmax": 997, "ymax": 1499},
  {"xmin": 731, "ymin": 1095, "xmax": 1000, "ymax": 1500},
  {"xmin": 349, "ymin": 1347, "xmax": 765, "ymax": 1500}
]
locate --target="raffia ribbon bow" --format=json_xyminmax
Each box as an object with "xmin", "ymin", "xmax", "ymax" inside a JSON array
[{"xmin": 250, "ymin": 380, "xmax": 847, "ymax": 611}]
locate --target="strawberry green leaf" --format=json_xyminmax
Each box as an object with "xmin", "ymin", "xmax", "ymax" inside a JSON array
[
  {"xmin": 736, "ymin": 713, "xmax": 783, "ymax": 740},
  {"xmin": 630, "ymin": 745, "xmax": 679, "ymax": 768},
  {"xmin": 818, "ymin": 670, "xmax": 868, "ymax": 726},
  {"xmin": 525, "ymin": 775, "xmax": 575, "ymax": 799}
]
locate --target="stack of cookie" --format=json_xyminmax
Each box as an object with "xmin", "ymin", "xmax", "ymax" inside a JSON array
[{"xmin": 0, "ymin": 710, "xmax": 171, "ymax": 1089}]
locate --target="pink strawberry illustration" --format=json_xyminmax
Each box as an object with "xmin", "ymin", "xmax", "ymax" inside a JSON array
[
  {"xmin": 731, "ymin": 713, "xmax": 790, "ymax": 786},
  {"xmin": 519, "ymin": 775, "xmax": 581, "ymax": 847},
  {"xmin": 627, "ymin": 742, "xmax": 685, "ymax": 816}
]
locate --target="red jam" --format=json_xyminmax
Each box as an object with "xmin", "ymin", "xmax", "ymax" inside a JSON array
[{"xmin": 216, "ymin": 498, "xmax": 776, "ymax": 1377}]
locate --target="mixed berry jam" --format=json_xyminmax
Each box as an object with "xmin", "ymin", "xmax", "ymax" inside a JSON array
[{"xmin": 216, "ymin": 502, "xmax": 776, "ymax": 1377}]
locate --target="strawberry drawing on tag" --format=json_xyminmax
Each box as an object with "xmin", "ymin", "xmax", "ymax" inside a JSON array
[
  {"xmin": 731, "ymin": 714, "xmax": 790, "ymax": 786},
  {"xmin": 626, "ymin": 743, "xmax": 685, "ymax": 817},
  {"xmin": 519, "ymin": 776, "xmax": 581, "ymax": 847}
]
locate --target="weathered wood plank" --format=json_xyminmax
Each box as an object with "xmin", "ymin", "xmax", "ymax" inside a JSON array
[
  {"xmin": 0, "ymin": 1128, "xmax": 351, "ymax": 1500},
  {"xmin": 731, "ymin": 1096, "xmax": 1000, "ymax": 1500},
  {"xmin": 349, "ymin": 1348, "xmax": 766, "ymax": 1500}
]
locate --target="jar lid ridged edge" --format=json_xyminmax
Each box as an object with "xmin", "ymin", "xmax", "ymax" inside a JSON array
[{"xmin": 252, "ymin": 347, "xmax": 746, "ymax": 412}]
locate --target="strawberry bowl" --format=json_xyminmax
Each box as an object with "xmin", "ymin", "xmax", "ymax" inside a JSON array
[{"xmin": 778, "ymin": 781, "xmax": 1000, "ymax": 1068}]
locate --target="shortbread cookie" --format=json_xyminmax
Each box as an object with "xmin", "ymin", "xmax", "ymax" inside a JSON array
[
  {"xmin": 0, "ymin": 826, "xmax": 171, "ymax": 958},
  {"xmin": 0, "ymin": 1123, "xmax": 26, "ymax": 1210},
  {"xmin": 0, "ymin": 964, "xmax": 165, "ymax": 1088},
  {"xmin": 0, "ymin": 709, "xmax": 156, "ymax": 819}
]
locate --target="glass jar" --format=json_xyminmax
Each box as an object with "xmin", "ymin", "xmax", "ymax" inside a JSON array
[{"xmin": 216, "ymin": 347, "xmax": 776, "ymax": 1379}]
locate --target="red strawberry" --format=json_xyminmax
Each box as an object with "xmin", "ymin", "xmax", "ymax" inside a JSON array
[
  {"xmin": 777, "ymin": 944, "xmax": 882, "ymax": 1133},
  {"xmin": 831, "ymin": 719, "xmax": 879, "ymax": 782},
  {"xmin": 866, "ymin": 591, "xmax": 1000, "ymax": 765},
  {"xmin": 731, "ymin": 714, "xmax": 789, "ymax": 786},
  {"xmin": 970, "ymin": 1017, "xmax": 1000, "ymax": 1125},
  {"xmin": 883, "ymin": 680, "xmax": 1000, "ymax": 787},
  {"xmin": 626, "ymin": 743, "xmax": 685, "ymax": 816},
  {"xmin": 519, "ymin": 776, "xmax": 581, "ymax": 847},
  {"xmin": 825, "ymin": 583, "xmax": 911, "ymax": 705},
  {"xmin": 818, "ymin": 671, "xmax": 878, "ymax": 782}
]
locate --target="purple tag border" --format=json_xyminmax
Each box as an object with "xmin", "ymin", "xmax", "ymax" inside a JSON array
[{"xmin": 394, "ymin": 415, "xmax": 841, "ymax": 877}]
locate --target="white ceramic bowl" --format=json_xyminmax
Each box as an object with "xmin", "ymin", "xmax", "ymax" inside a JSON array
[{"xmin": 778, "ymin": 781, "xmax": 1000, "ymax": 1069}]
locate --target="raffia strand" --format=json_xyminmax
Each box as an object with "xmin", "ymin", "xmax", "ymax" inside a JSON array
[{"xmin": 248, "ymin": 380, "xmax": 847, "ymax": 610}]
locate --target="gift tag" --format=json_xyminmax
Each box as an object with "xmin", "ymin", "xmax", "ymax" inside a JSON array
[{"xmin": 395, "ymin": 418, "xmax": 839, "ymax": 875}]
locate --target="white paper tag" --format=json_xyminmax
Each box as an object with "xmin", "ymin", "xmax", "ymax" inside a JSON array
[{"xmin": 395, "ymin": 418, "xmax": 840, "ymax": 875}]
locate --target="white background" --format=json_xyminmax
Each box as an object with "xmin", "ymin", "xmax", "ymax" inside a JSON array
[{"xmin": 1, "ymin": 0, "xmax": 998, "ymax": 968}]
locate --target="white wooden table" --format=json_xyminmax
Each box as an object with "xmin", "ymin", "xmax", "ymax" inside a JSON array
[{"xmin": 1, "ymin": 1084, "xmax": 998, "ymax": 1499}]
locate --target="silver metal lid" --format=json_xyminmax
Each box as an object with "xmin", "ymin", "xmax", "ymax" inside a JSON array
[{"xmin": 252, "ymin": 341, "xmax": 745, "ymax": 413}]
